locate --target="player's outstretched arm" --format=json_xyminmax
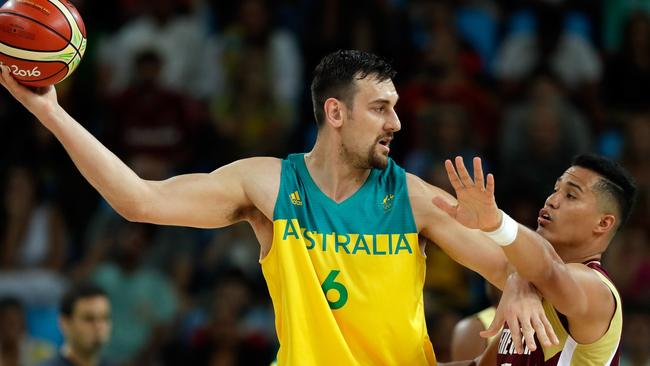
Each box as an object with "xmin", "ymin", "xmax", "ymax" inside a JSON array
[
  {"xmin": 408, "ymin": 174, "xmax": 509, "ymax": 289},
  {"xmin": 0, "ymin": 66, "xmax": 280, "ymax": 228},
  {"xmin": 437, "ymin": 157, "xmax": 615, "ymax": 339}
]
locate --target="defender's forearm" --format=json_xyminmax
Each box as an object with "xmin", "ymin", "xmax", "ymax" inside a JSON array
[{"xmin": 501, "ymin": 224, "xmax": 564, "ymax": 285}]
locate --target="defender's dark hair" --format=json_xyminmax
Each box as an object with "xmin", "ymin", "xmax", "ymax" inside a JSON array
[
  {"xmin": 572, "ymin": 153, "xmax": 637, "ymax": 227},
  {"xmin": 60, "ymin": 284, "xmax": 108, "ymax": 317},
  {"xmin": 310, "ymin": 50, "xmax": 396, "ymax": 127}
]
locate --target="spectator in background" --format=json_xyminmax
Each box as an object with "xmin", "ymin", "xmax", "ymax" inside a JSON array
[
  {"xmin": 499, "ymin": 71, "xmax": 592, "ymax": 205},
  {"xmin": 188, "ymin": 270, "xmax": 275, "ymax": 366},
  {"xmin": 619, "ymin": 227, "xmax": 650, "ymax": 308},
  {"xmin": 620, "ymin": 113, "xmax": 650, "ymax": 227},
  {"xmin": 0, "ymin": 297, "xmax": 55, "ymax": 366},
  {"xmin": 107, "ymin": 49, "xmax": 203, "ymax": 180},
  {"xmin": 604, "ymin": 11, "xmax": 650, "ymax": 113},
  {"xmin": 620, "ymin": 312, "xmax": 650, "ymax": 366},
  {"xmin": 0, "ymin": 165, "xmax": 66, "ymax": 272},
  {"xmin": 405, "ymin": 105, "xmax": 480, "ymax": 181},
  {"xmin": 205, "ymin": 0, "xmax": 302, "ymax": 157},
  {"xmin": 493, "ymin": 2, "xmax": 603, "ymax": 125},
  {"xmin": 199, "ymin": 223, "xmax": 264, "ymax": 287},
  {"xmin": 38, "ymin": 284, "xmax": 112, "ymax": 366},
  {"xmin": 603, "ymin": 0, "xmax": 650, "ymax": 52},
  {"xmin": 300, "ymin": 0, "xmax": 406, "ymax": 63},
  {"xmin": 96, "ymin": 0, "xmax": 210, "ymax": 98},
  {"xmin": 0, "ymin": 165, "xmax": 68, "ymax": 306},
  {"xmin": 400, "ymin": 1, "xmax": 497, "ymax": 155},
  {"xmin": 494, "ymin": 2, "xmax": 602, "ymax": 94},
  {"xmin": 91, "ymin": 221, "xmax": 177, "ymax": 365}
]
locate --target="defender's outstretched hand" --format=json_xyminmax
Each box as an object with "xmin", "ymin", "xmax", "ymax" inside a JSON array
[
  {"xmin": 0, "ymin": 65, "xmax": 58, "ymax": 117},
  {"xmin": 481, "ymin": 272, "xmax": 560, "ymax": 354},
  {"xmin": 433, "ymin": 156, "xmax": 501, "ymax": 231}
]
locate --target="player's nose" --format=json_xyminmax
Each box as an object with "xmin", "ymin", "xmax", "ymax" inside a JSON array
[
  {"xmin": 386, "ymin": 109, "xmax": 401, "ymax": 132},
  {"xmin": 545, "ymin": 191, "xmax": 560, "ymax": 209}
]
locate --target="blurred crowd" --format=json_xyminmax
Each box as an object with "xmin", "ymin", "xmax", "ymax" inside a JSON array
[{"xmin": 0, "ymin": 0, "xmax": 649, "ymax": 365}]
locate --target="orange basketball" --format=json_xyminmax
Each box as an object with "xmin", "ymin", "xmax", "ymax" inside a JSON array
[{"xmin": 0, "ymin": 0, "xmax": 86, "ymax": 87}]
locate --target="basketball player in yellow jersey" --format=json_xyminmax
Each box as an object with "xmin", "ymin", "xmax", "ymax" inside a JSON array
[
  {"xmin": 436, "ymin": 155, "xmax": 637, "ymax": 365},
  {"xmin": 0, "ymin": 50, "xmax": 553, "ymax": 365}
]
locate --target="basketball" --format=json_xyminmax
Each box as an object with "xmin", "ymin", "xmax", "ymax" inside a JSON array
[{"xmin": 0, "ymin": 0, "xmax": 86, "ymax": 87}]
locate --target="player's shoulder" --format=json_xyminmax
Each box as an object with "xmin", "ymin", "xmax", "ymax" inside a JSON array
[
  {"xmin": 224, "ymin": 157, "xmax": 283, "ymax": 179},
  {"xmin": 564, "ymin": 262, "xmax": 618, "ymax": 318},
  {"xmin": 405, "ymin": 172, "xmax": 453, "ymax": 201},
  {"xmin": 228, "ymin": 157, "xmax": 283, "ymax": 207},
  {"xmin": 405, "ymin": 173, "xmax": 457, "ymax": 228},
  {"xmin": 405, "ymin": 173, "xmax": 428, "ymax": 195},
  {"xmin": 233, "ymin": 156, "xmax": 283, "ymax": 169},
  {"xmin": 566, "ymin": 262, "xmax": 617, "ymax": 291}
]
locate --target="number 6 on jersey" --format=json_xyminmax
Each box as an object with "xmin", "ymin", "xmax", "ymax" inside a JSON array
[{"xmin": 321, "ymin": 270, "xmax": 348, "ymax": 309}]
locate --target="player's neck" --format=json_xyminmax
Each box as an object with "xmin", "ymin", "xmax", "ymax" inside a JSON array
[{"xmin": 306, "ymin": 140, "xmax": 371, "ymax": 203}]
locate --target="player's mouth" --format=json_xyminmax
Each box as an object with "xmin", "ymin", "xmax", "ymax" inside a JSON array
[
  {"xmin": 377, "ymin": 135, "xmax": 392, "ymax": 154},
  {"xmin": 538, "ymin": 208, "xmax": 552, "ymax": 226}
]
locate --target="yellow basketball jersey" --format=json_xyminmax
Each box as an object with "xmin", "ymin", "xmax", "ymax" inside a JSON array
[{"xmin": 261, "ymin": 154, "xmax": 435, "ymax": 365}]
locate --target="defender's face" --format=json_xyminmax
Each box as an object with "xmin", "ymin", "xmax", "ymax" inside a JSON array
[
  {"xmin": 61, "ymin": 296, "xmax": 111, "ymax": 355},
  {"xmin": 341, "ymin": 76, "xmax": 401, "ymax": 169},
  {"xmin": 536, "ymin": 167, "xmax": 604, "ymax": 248}
]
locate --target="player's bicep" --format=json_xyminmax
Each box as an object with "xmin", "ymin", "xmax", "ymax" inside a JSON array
[
  {"xmin": 535, "ymin": 264, "xmax": 613, "ymax": 320},
  {"xmin": 135, "ymin": 158, "xmax": 278, "ymax": 228}
]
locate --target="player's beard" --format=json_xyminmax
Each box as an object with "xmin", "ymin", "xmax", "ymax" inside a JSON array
[
  {"xmin": 367, "ymin": 141, "xmax": 389, "ymax": 169},
  {"xmin": 342, "ymin": 136, "xmax": 390, "ymax": 170}
]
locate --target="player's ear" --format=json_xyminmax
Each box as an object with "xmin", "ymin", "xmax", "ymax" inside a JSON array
[
  {"xmin": 594, "ymin": 214, "xmax": 616, "ymax": 236},
  {"xmin": 324, "ymin": 98, "xmax": 345, "ymax": 128}
]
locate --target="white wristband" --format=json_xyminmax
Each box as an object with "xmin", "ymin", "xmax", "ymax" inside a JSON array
[{"xmin": 483, "ymin": 210, "xmax": 519, "ymax": 247}]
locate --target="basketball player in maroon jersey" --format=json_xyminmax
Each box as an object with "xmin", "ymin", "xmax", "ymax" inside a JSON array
[{"xmin": 437, "ymin": 155, "xmax": 637, "ymax": 365}]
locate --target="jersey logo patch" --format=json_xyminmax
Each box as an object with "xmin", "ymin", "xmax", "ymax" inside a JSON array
[
  {"xmin": 290, "ymin": 191, "xmax": 303, "ymax": 206},
  {"xmin": 382, "ymin": 194, "xmax": 394, "ymax": 212}
]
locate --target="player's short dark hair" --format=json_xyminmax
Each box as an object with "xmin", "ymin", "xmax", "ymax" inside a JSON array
[
  {"xmin": 571, "ymin": 153, "xmax": 637, "ymax": 228},
  {"xmin": 60, "ymin": 284, "xmax": 108, "ymax": 318},
  {"xmin": 310, "ymin": 50, "xmax": 396, "ymax": 127}
]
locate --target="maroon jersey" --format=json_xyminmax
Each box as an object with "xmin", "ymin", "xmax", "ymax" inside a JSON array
[{"xmin": 496, "ymin": 261, "xmax": 622, "ymax": 366}]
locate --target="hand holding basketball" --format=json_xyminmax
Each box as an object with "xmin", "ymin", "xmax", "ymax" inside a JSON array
[{"xmin": 0, "ymin": 64, "xmax": 58, "ymax": 116}]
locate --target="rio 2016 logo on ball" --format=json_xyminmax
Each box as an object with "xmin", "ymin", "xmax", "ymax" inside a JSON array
[{"xmin": 0, "ymin": 0, "xmax": 86, "ymax": 87}]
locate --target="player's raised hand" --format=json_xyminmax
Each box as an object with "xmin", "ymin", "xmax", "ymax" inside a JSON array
[
  {"xmin": 0, "ymin": 65, "xmax": 58, "ymax": 116},
  {"xmin": 433, "ymin": 156, "xmax": 501, "ymax": 231}
]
